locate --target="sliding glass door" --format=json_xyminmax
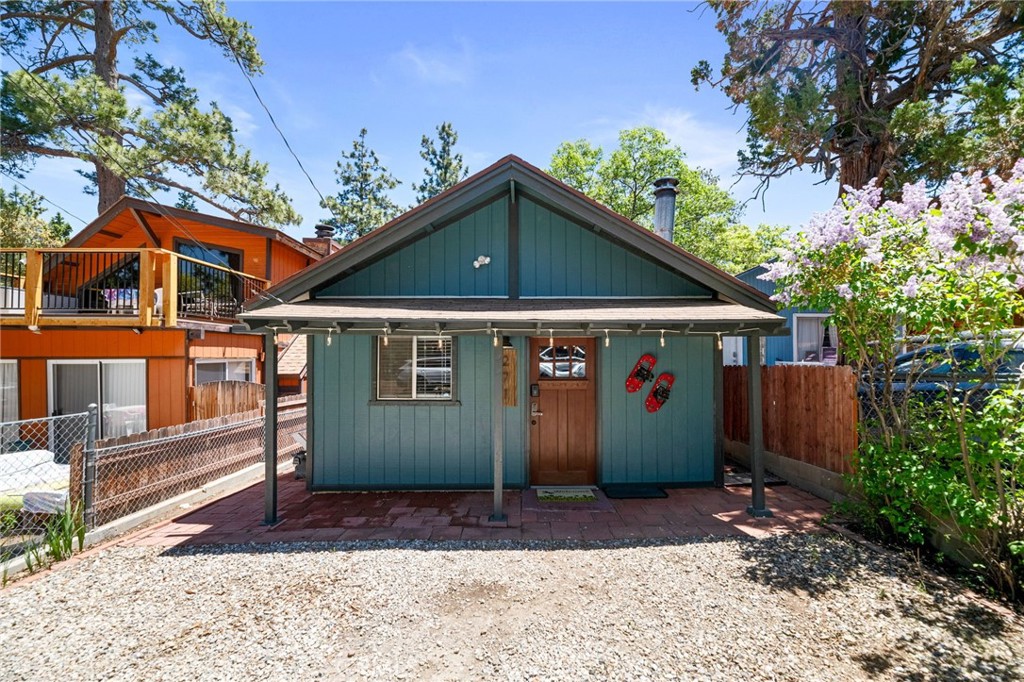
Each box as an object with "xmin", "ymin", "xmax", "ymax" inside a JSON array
[{"xmin": 49, "ymin": 360, "xmax": 147, "ymax": 440}]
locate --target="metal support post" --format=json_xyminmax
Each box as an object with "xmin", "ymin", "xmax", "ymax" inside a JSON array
[
  {"xmin": 84, "ymin": 403, "xmax": 98, "ymax": 529},
  {"xmin": 746, "ymin": 335, "xmax": 772, "ymax": 517},
  {"xmin": 263, "ymin": 332, "xmax": 279, "ymax": 525},
  {"xmin": 489, "ymin": 339, "xmax": 506, "ymax": 522}
]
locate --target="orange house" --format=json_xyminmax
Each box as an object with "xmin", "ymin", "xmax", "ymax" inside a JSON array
[{"xmin": 0, "ymin": 198, "xmax": 333, "ymax": 437}]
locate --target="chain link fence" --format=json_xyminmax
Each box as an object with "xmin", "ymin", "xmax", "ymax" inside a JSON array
[
  {"xmin": 2, "ymin": 400, "xmax": 305, "ymax": 561},
  {"xmin": 1, "ymin": 413, "xmax": 89, "ymax": 562},
  {"xmin": 80, "ymin": 404, "xmax": 305, "ymax": 527}
]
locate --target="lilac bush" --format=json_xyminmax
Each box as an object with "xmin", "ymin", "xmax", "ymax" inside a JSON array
[{"xmin": 763, "ymin": 162, "xmax": 1024, "ymax": 599}]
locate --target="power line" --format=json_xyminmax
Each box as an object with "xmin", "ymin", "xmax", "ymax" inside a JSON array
[
  {"xmin": 205, "ymin": 7, "xmax": 338, "ymax": 223},
  {"xmin": 0, "ymin": 173, "xmax": 89, "ymax": 225}
]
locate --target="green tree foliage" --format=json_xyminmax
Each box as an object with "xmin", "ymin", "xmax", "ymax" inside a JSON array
[
  {"xmin": 321, "ymin": 128, "xmax": 402, "ymax": 243},
  {"xmin": 1, "ymin": 0, "xmax": 300, "ymax": 225},
  {"xmin": 414, "ymin": 122, "xmax": 468, "ymax": 203},
  {"xmin": 548, "ymin": 126, "xmax": 779, "ymax": 273},
  {"xmin": 692, "ymin": 1, "xmax": 1024, "ymax": 195},
  {"xmin": 0, "ymin": 187, "xmax": 68, "ymax": 247}
]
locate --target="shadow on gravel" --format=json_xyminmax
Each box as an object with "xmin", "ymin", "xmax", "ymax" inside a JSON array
[
  {"xmin": 737, "ymin": 533, "xmax": 898, "ymax": 598},
  {"xmin": 739, "ymin": 535, "xmax": 1023, "ymax": 682}
]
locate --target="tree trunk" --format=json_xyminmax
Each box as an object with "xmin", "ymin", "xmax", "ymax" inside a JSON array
[{"xmin": 92, "ymin": 1, "xmax": 126, "ymax": 214}]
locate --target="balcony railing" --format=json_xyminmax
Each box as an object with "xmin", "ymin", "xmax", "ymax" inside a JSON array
[{"xmin": 0, "ymin": 248, "xmax": 268, "ymax": 328}]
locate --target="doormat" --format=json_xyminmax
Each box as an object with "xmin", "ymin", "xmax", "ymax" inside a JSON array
[
  {"xmin": 522, "ymin": 488, "xmax": 615, "ymax": 513},
  {"xmin": 535, "ymin": 487, "xmax": 597, "ymax": 502},
  {"xmin": 602, "ymin": 485, "xmax": 668, "ymax": 499}
]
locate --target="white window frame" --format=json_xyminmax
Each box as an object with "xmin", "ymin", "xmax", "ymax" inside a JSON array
[
  {"xmin": 792, "ymin": 313, "xmax": 837, "ymax": 364},
  {"xmin": 193, "ymin": 358, "xmax": 256, "ymax": 385},
  {"xmin": 1, "ymin": 359, "xmax": 18, "ymax": 422},
  {"xmin": 46, "ymin": 359, "xmax": 147, "ymax": 437},
  {"xmin": 376, "ymin": 335, "xmax": 454, "ymax": 401}
]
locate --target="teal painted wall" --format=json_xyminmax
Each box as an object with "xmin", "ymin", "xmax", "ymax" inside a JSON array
[
  {"xmin": 311, "ymin": 333, "xmax": 713, "ymax": 488},
  {"xmin": 310, "ymin": 334, "xmax": 527, "ymax": 488},
  {"xmin": 518, "ymin": 198, "xmax": 712, "ymax": 298},
  {"xmin": 319, "ymin": 197, "xmax": 510, "ymax": 297},
  {"xmin": 599, "ymin": 336, "xmax": 715, "ymax": 484}
]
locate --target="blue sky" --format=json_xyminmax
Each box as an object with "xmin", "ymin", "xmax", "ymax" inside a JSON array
[{"xmin": 9, "ymin": 1, "xmax": 840, "ymax": 242}]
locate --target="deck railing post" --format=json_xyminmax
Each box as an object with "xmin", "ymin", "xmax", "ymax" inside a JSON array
[{"xmin": 84, "ymin": 403, "xmax": 98, "ymax": 529}]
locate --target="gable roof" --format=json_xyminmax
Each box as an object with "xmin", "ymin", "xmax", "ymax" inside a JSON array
[
  {"xmin": 251, "ymin": 155, "xmax": 777, "ymax": 313},
  {"xmin": 67, "ymin": 196, "xmax": 323, "ymax": 260}
]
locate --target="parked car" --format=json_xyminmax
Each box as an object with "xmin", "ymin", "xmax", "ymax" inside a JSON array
[
  {"xmin": 859, "ymin": 340, "xmax": 1024, "ymax": 415},
  {"xmin": 539, "ymin": 345, "xmax": 586, "ymax": 378},
  {"xmin": 396, "ymin": 357, "xmax": 452, "ymax": 394}
]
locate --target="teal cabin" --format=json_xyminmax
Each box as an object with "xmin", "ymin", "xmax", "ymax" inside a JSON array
[{"xmin": 241, "ymin": 156, "xmax": 786, "ymax": 522}]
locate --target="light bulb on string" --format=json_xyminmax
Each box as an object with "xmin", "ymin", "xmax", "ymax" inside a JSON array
[
  {"xmin": 604, "ymin": 329, "xmax": 610, "ymax": 348},
  {"xmin": 660, "ymin": 330, "xmax": 666, "ymax": 348}
]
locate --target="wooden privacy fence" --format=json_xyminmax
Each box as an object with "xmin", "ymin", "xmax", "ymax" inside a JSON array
[
  {"xmin": 724, "ymin": 364, "xmax": 858, "ymax": 475},
  {"xmin": 71, "ymin": 401, "xmax": 305, "ymax": 526},
  {"xmin": 190, "ymin": 380, "xmax": 267, "ymax": 420}
]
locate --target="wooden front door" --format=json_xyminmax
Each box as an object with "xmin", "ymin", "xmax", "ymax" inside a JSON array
[{"xmin": 529, "ymin": 337, "xmax": 597, "ymax": 485}]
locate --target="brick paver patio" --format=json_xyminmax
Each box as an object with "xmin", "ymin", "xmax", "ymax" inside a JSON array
[{"xmin": 126, "ymin": 472, "xmax": 831, "ymax": 547}]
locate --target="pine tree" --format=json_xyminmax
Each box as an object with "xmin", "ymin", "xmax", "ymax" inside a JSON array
[
  {"xmin": 1, "ymin": 1, "xmax": 300, "ymax": 225},
  {"xmin": 320, "ymin": 129, "xmax": 402, "ymax": 243},
  {"xmin": 414, "ymin": 122, "xmax": 469, "ymax": 203}
]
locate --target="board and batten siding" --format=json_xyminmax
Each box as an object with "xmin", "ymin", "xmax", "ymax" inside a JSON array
[
  {"xmin": 735, "ymin": 265, "xmax": 805, "ymax": 365},
  {"xmin": 310, "ymin": 334, "xmax": 526, "ymax": 489},
  {"xmin": 518, "ymin": 197, "xmax": 712, "ymax": 298},
  {"xmin": 599, "ymin": 336, "xmax": 715, "ymax": 484},
  {"xmin": 319, "ymin": 198, "xmax": 509, "ymax": 297}
]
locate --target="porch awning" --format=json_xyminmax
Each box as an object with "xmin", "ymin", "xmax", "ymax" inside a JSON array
[{"xmin": 237, "ymin": 298, "xmax": 786, "ymax": 336}]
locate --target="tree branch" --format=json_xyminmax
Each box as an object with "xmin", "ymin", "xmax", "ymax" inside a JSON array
[
  {"xmin": 117, "ymin": 73, "xmax": 165, "ymax": 106},
  {"xmin": 31, "ymin": 53, "xmax": 94, "ymax": 74},
  {"xmin": 0, "ymin": 12, "xmax": 93, "ymax": 30}
]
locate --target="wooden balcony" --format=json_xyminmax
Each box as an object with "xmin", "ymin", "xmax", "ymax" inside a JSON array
[{"xmin": 0, "ymin": 248, "xmax": 268, "ymax": 329}]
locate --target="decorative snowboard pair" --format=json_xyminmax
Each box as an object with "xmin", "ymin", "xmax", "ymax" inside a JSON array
[{"xmin": 625, "ymin": 354, "xmax": 674, "ymax": 413}]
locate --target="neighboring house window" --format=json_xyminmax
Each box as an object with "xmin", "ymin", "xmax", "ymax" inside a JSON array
[
  {"xmin": 48, "ymin": 360, "xmax": 147, "ymax": 438},
  {"xmin": 793, "ymin": 314, "xmax": 837, "ymax": 363},
  {"xmin": 195, "ymin": 359, "xmax": 255, "ymax": 385},
  {"xmin": 377, "ymin": 336, "xmax": 454, "ymax": 400},
  {"xmin": 1, "ymin": 360, "xmax": 18, "ymax": 422}
]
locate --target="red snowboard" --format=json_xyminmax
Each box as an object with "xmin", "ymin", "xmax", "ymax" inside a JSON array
[
  {"xmin": 645, "ymin": 373, "xmax": 675, "ymax": 413},
  {"xmin": 626, "ymin": 354, "xmax": 657, "ymax": 393}
]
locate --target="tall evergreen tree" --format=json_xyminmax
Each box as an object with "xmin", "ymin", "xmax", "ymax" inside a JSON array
[
  {"xmin": 320, "ymin": 128, "xmax": 402, "ymax": 243},
  {"xmin": 414, "ymin": 122, "xmax": 469, "ymax": 203},
  {"xmin": 1, "ymin": 1, "xmax": 300, "ymax": 225}
]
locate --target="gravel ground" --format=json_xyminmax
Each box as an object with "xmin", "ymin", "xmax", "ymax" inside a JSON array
[{"xmin": 1, "ymin": 534, "xmax": 1022, "ymax": 681}]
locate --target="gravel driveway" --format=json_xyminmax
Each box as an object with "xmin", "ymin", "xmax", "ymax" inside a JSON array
[{"xmin": 2, "ymin": 534, "xmax": 1021, "ymax": 681}]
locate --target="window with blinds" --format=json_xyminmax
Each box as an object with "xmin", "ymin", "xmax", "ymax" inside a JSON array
[{"xmin": 377, "ymin": 336, "xmax": 453, "ymax": 400}]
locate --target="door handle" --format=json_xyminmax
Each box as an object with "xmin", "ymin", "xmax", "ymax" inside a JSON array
[{"xmin": 530, "ymin": 403, "xmax": 543, "ymax": 417}]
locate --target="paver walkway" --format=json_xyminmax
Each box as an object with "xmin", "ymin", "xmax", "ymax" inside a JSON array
[{"xmin": 127, "ymin": 472, "xmax": 830, "ymax": 547}]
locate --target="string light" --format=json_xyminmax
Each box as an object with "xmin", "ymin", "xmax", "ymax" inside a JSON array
[
  {"xmin": 604, "ymin": 329, "xmax": 610, "ymax": 348},
  {"xmin": 438, "ymin": 335, "xmax": 444, "ymax": 350},
  {"xmin": 660, "ymin": 330, "xmax": 666, "ymax": 348},
  {"xmin": 493, "ymin": 330, "xmax": 499, "ymax": 347},
  {"xmin": 549, "ymin": 328, "xmax": 554, "ymax": 347},
  {"xmin": 326, "ymin": 328, "xmax": 333, "ymax": 347},
  {"xmin": 382, "ymin": 327, "xmax": 389, "ymax": 347}
]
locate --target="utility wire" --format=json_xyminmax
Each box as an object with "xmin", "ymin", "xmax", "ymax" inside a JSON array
[
  {"xmin": 1, "ymin": 173, "xmax": 89, "ymax": 225},
  {"xmin": 205, "ymin": 7, "xmax": 337, "ymax": 223}
]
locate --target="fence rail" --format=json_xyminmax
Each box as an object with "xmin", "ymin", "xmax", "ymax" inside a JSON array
[{"xmin": 724, "ymin": 364, "xmax": 858, "ymax": 475}]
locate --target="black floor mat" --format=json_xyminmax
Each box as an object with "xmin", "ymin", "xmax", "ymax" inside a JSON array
[{"xmin": 602, "ymin": 485, "xmax": 668, "ymax": 499}]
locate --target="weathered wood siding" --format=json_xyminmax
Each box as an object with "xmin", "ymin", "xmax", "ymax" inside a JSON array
[
  {"xmin": 518, "ymin": 198, "xmax": 711, "ymax": 298},
  {"xmin": 320, "ymin": 198, "xmax": 510, "ymax": 297},
  {"xmin": 599, "ymin": 335, "xmax": 714, "ymax": 484},
  {"xmin": 310, "ymin": 334, "xmax": 526, "ymax": 488}
]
